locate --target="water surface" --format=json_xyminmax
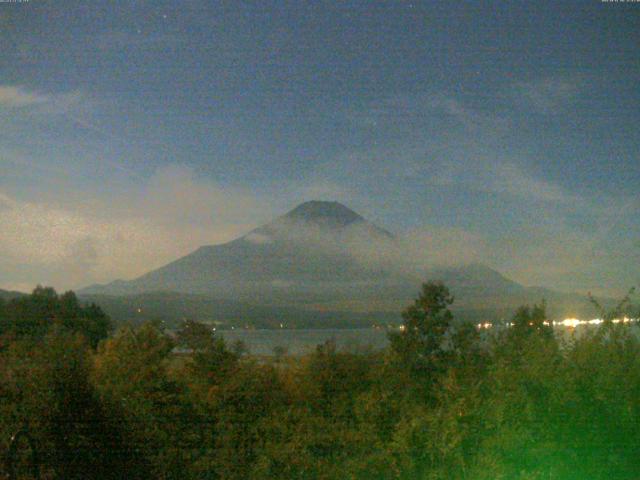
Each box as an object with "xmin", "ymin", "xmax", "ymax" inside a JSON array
[{"xmin": 220, "ymin": 328, "xmax": 390, "ymax": 355}]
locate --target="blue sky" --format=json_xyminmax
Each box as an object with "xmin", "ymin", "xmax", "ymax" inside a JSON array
[{"xmin": 0, "ymin": 0, "xmax": 638, "ymax": 295}]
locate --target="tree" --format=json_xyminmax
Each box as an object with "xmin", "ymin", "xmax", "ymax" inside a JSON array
[
  {"xmin": 0, "ymin": 287, "xmax": 111, "ymax": 348},
  {"xmin": 589, "ymin": 287, "xmax": 636, "ymax": 324},
  {"xmin": 0, "ymin": 330, "xmax": 134, "ymax": 479},
  {"xmin": 93, "ymin": 323, "xmax": 192, "ymax": 479},
  {"xmin": 176, "ymin": 319, "xmax": 214, "ymax": 351},
  {"xmin": 508, "ymin": 301, "xmax": 553, "ymax": 343},
  {"xmin": 272, "ymin": 345, "xmax": 288, "ymax": 362},
  {"xmin": 389, "ymin": 281, "xmax": 455, "ymax": 379}
]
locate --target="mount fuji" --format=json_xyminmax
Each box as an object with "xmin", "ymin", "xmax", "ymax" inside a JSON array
[{"xmin": 79, "ymin": 201, "xmax": 600, "ymax": 327}]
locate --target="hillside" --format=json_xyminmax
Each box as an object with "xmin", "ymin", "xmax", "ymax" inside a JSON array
[{"xmin": 0, "ymin": 289, "xmax": 26, "ymax": 301}]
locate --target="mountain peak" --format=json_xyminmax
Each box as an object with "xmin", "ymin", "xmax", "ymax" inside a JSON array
[{"xmin": 283, "ymin": 201, "xmax": 364, "ymax": 228}]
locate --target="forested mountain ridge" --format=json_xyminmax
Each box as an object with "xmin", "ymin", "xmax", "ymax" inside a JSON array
[{"xmin": 0, "ymin": 289, "xmax": 25, "ymax": 301}]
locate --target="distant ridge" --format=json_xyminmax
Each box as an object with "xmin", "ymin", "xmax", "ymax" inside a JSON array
[{"xmin": 0, "ymin": 289, "xmax": 26, "ymax": 301}]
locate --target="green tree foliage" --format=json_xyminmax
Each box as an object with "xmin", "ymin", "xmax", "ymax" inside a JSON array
[
  {"xmin": 176, "ymin": 319, "xmax": 214, "ymax": 351},
  {"xmin": 1, "ymin": 282, "xmax": 639, "ymax": 479},
  {"xmin": 0, "ymin": 286, "xmax": 111, "ymax": 348},
  {"xmin": 0, "ymin": 331, "xmax": 134, "ymax": 479},
  {"xmin": 509, "ymin": 301, "xmax": 553, "ymax": 342},
  {"xmin": 389, "ymin": 281, "xmax": 455, "ymax": 386},
  {"xmin": 93, "ymin": 323, "xmax": 200, "ymax": 479}
]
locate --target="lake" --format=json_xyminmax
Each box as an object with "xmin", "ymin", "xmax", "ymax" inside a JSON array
[
  {"xmin": 219, "ymin": 328, "xmax": 390, "ymax": 356},
  {"xmin": 219, "ymin": 322, "xmax": 640, "ymax": 356}
]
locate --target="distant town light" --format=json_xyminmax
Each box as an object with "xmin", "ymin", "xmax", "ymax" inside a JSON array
[
  {"xmin": 471, "ymin": 317, "xmax": 638, "ymax": 330},
  {"xmin": 558, "ymin": 318, "xmax": 581, "ymax": 328}
]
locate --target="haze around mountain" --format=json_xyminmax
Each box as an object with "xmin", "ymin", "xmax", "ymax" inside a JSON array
[{"xmin": 80, "ymin": 201, "xmax": 606, "ymax": 327}]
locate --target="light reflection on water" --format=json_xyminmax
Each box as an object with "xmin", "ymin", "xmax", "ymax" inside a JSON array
[{"xmin": 219, "ymin": 319, "xmax": 639, "ymax": 356}]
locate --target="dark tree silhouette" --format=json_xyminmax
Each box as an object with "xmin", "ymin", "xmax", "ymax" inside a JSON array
[{"xmin": 389, "ymin": 281, "xmax": 454, "ymax": 379}]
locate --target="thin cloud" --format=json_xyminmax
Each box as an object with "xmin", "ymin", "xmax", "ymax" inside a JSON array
[
  {"xmin": 346, "ymin": 88, "xmax": 584, "ymax": 206},
  {"xmin": 488, "ymin": 162, "xmax": 582, "ymax": 205},
  {"xmin": 0, "ymin": 166, "xmax": 274, "ymax": 290},
  {"xmin": 0, "ymin": 85, "xmax": 49, "ymax": 108},
  {"xmin": 0, "ymin": 86, "xmax": 143, "ymax": 179},
  {"xmin": 350, "ymin": 91, "xmax": 510, "ymax": 134},
  {"xmin": 323, "ymin": 84, "xmax": 637, "ymax": 295},
  {"xmin": 0, "ymin": 85, "xmax": 85, "ymax": 113},
  {"xmin": 1, "ymin": 148, "xmax": 69, "ymax": 178},
  {"xmin": 0, "ymin": 191, "xmax": 20, "ymax": 210},
  {"xmin": 510, "ymin": 77, "xmax": 584, "ymax": 114}
]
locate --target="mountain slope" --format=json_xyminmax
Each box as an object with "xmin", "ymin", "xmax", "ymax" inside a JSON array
[
  {"xmin": 80, "ymin": 201, "xmax": 603, "ymax": 325},
  {"xmin": 81, "ymin": 201, "xmax": 402, "ymax": 299}
]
